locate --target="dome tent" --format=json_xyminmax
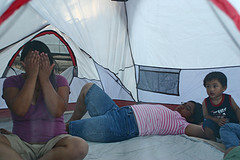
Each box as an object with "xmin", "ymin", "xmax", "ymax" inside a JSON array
[{"xmin": 0, "ymin": 0, "xmax": 240, "ymax": 109}]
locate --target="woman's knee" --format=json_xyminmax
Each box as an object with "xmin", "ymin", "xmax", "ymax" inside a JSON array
[
  {"xmin": 71, "ymin": 140, "xmax": 88, "ymax": 159},
  {"xmin": 71, "ymin": 138, "xmax": 88, "ymax": 160},
  {"xmin": 58, "ymin": 136, "xmax": 89, "ymax": 160}
]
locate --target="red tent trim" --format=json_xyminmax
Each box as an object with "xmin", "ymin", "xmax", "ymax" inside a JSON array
[
  {"xmin": 35, "ymin": 31, "xmax": 77, "ymax": 66},
  {"xmin": 0, "ymin": 0, "xmax": 31, "ymax": 25},
  {"xmin": 211, "ymin": 0, "xmax": 240, "ymax": 31},
  {"xmin": 8, "ymin": 30, "xmax": 77, "ymax": 67}
]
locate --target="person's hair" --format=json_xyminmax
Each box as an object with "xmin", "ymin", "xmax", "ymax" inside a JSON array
[
  {"xmin": 189, "ymin": 101, "xmax": 203, "ymax": 125},
  {"xmin": 203, "ymin": 71, "xmax": 227, "ymax": 87},
  {"xmin": 20, "ymin": 40, "xmax": 57, "ymax": 90}
]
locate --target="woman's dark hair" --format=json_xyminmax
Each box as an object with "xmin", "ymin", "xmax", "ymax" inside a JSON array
[
  {"xmin": 20, "ymin": 40, "xmax": 57, "ymax": 90},
  {"xmin": 189, "ymin": 101, "xmax": 203, "ymax": 125},
  {"xmin": 203, "ymin": 71, "xmax": 227, "ymax": 87}
]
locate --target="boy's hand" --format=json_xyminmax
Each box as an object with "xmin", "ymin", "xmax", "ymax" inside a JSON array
[{"xmin": 217, "ymin": 118, "xmax": 227, "ymax": 126}]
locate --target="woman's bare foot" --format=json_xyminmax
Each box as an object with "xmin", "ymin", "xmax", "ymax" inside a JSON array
[{"xmin": 0, "ymin": 128, "xmax": 12, "ymax": 135}]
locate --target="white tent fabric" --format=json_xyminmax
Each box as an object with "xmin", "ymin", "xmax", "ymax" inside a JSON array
[
  {"xmin": 0, "ymin": 0, "xmax": 240, "ymax": 109},
  {"xmin": 229, "ymin": 0, "xmax": 240, "ymax": 13},
  {"xmin": 0, "ymin": 4, "xmax": 48, "ymax": 49},
  {"xmin": 127, "ymin": 0, "xmax": 240, "ymax": 68},
  {"xmin": 0, "ymin": 0, "xmax": 14, "ymax": 16},
  {"xmin": 85, "ymin": 135, "xmax": 224, "ymax": 160},
  {"xmin": 28, "ymin": 0, "xmax": 137, "ymax": 101}
]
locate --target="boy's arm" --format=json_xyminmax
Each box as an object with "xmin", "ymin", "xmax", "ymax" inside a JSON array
[
  {"xmin": 202, "ymin": 100, "xmax": 215, "ymax": 121},
  {"xmin": 230, "ymin": 97, "xmax": 240, "ymax": 123}
]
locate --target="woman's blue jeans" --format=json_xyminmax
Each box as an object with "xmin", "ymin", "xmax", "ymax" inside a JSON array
[
  {"xmin": 69, "ymin": 84, "xmax": 139, "ymax": 142},
  {"xmin": 220, "ymin": 123, "xmax": 240, "ymax": 149}
]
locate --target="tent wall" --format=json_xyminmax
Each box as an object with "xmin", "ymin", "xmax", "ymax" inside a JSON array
[
  {"xmin": 1, "ymin": 0, "xmax": 240, "ymax": 110},
  {"xmin": 136, "ymin": 66, "xmax": 240, "ymax": 105},
  {"xmin": 125, "ymin": 0, "xmax": 240, "ymax": 105},
  {"xmin": 126, "ymin": 0, "xmax": 240, "ymax": 68},
  {"xmin": 0, "ymin": 1, "xmax": 14, "ymax": 16},
  {"xmin": 0, "ymin": 4, "xmax": 48, "ymax": 50},
  {"xmin": 28, "ymin": 0, "xmax": 137, "ymax": 100},
  {"xmin": 0, "ymin": 23, "xmax": 135, "ymax": 109}
]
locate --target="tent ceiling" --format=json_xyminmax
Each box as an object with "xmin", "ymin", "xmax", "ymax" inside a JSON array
[
  {"xmin": 0, "ymin": 0, "xmax": 240, "ymax": 107},
  {"xmin": 127, "ymin": 0, "xmax": 240, "ymax": 69}
]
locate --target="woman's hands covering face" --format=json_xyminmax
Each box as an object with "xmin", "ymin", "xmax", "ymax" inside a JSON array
[
  {"xmin": 38, "ymin": 52, "xmax": 54, "ymax": 82},
  {"xmin": 21, "ymin": 50, "xmax": 40, "ymax": 78},
  {"xmin": 21, "ymin": 50, "xmax": 54, "ymax": 81}
]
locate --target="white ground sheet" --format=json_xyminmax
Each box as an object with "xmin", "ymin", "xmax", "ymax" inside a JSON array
[
  {"xmin": 85, "ymin": 135, "xmax": 224, "ymax": 160},
  {"xmin": 79, "ymin": 112, "xmax": 224, "ymax": 160},
  {"xmin": 0, "ymin": 112, "xmax": 224, "ymax": 160}
]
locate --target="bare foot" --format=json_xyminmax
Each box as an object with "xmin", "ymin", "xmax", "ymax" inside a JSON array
[{"xmin": 0, "ymin": 128, "xmax": 12, "ymax": 135}]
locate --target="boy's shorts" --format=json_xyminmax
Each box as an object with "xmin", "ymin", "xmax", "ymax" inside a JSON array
[
  {"xmin": 3, "ymin": 133, "xmax": 70, "ymax": 160},
  {"xmin": 203, "ymin": 118, "xmax": 220, "ymax": 138}
]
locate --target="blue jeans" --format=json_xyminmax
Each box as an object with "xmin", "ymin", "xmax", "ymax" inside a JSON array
[
  {"xmin": 220, "ymin": 123, "xmax": 240, "ymax": 150},
  {"xmin": 69, "ymin": 84, "xmax": 139, "ymax": 142}
]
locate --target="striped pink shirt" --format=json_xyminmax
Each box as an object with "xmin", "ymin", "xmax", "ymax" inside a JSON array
[{"xmin": 131, "ymin": 104, "xmax": 189, "ymax": 136}]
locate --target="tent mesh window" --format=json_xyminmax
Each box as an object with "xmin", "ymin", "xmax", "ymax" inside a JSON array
[{"xmin": 138, "ymin": 66, "xmax": 180, "ymax": 95}]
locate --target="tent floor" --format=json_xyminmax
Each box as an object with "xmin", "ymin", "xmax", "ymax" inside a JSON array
[{"xmin": 0, "ymin": 110, "xmax": 225, "ymax": 160}]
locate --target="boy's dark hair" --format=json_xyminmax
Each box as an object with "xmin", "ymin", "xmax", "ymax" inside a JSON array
[
  {"xmin": 189, "ymin": 101, "xmax": 203, "ymax": 125},
  {"xmin": 203, "ymin": 71, "xmax": 227, "ymax": 87}
]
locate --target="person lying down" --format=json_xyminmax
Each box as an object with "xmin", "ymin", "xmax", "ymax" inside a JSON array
[{"xmin": 66, "ymin": 83, "xmax": 205, "ymax": 143}]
